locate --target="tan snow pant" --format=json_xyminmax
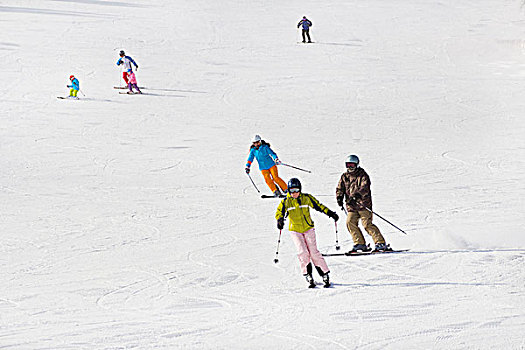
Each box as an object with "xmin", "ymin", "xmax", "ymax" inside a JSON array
[{"xmin": 346, "ymin": 210, "xmax": 385, "ymax": 245}]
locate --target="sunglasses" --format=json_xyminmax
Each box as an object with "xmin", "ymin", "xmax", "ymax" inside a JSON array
[{"xmin": 289, "ymin": 188, "xmax": 300, "ymax": 193}]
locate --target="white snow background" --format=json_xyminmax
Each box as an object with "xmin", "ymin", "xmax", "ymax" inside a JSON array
[{"xmin": 1, "ymin": 0, "xmax": 524, "ymax": 349}]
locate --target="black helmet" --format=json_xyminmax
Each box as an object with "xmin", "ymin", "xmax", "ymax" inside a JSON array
[
  {"xmin": 119, "ymin": 50, "xmax": 125, "ymax": 56},
  {"xmin": 287, "ymin": 178, "xmax": 302, "ymax": 191}
]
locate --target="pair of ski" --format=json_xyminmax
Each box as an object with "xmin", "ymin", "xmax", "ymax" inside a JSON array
[
  {"xmin": 114, "ymin": 86, "xmax": 145, "ymax": 95},
  {"xmin": 322, "ymin": 249, "xmax": 409, "ymax": 257},
  {"xmin": 261, "ymin": 194, "xmax": 286, "ymax": 199}
]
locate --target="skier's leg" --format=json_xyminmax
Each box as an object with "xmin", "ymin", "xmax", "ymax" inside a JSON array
[
  {"xmin": 360, "ymin": 210, "xmax": 385, "ymax": 244},
  {"xmin": 261, "ymin": 169, "xmax": 277, "ymax": 192},
  {"xmin": 72, "ymin": 90, "xmax": 78, "ymax": 97},
  {"xmin": 69, "ymin": 88, "xmax": 75, "ymax": 97},
  {"xmin": 303, "ymin": 228, "xmax": 329, "ymax": 275},
  {"xmin": 123, "ymin": 72, "xmax": 129, "ymax": 84},
  {"xmin": 306, "ymin": 30, "xmax": 311, "ymax": 42},
  {"xmin": 302, "ymin": 30, "xmax": 306, "ymax": 42},
  {"xmin": 346, "ymin": 211, "xmax": 366, "ymax": 244},
  {"xmin": 269, "ymin": 165, "xmax": 287, "ymax": 192},
  {"xmin": 290, "ymin": 231, "xmax": 311, "ymax": 274}
]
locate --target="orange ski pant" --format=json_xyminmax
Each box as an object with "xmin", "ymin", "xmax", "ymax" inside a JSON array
[{"xmin": 261, "ymin": 165, "xmax": 287, "ymax": 192}]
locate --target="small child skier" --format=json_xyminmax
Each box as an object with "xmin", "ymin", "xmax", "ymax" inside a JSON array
[
  {"xmin": 126, "ymin": 70, "xmax": 142, "ymax": 94},
  {"xmin": 275, "ymin": 178, "xmax": 339, "ymax": 288},
  {"xmin": 67, "ymin": 75, "xmax": 79, "ymax": 99}
]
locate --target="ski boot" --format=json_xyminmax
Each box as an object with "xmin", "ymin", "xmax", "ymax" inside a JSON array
[
  {"xmin": 273, "ymin": 189, "xmax": 285, "ymax": 198},
  {"xmin": 374, "ymin": 243, "xmax": 392, "ymax": 252},
  {"xmin": 347, "ymin": 243, "xmax": 371, "ymax": 255},
  {"xmin": 322, "ymin": 273, "xmax": 330, "ymax": 288},
  {"xmin": 305, "ymin": 274, "xmax": 316, "ymax": 288}
]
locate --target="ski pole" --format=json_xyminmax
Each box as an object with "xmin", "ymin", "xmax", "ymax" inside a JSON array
[
  {"xmin": 334, "ymin": 221, "xmax": 340, "ymax": 250},
  {"xmin": 274, "ymin": 229, "xmax": 282, "ymax": 263},
  {"xmin": 246, "ymin": 173, "xmax": 260, "ymax": 193},
  {"xmin": 280, "ymin": 163, "xmax": 312, "ymax": 173},
  {"xmin": 79, "ymin": 89, "xmax": 86, "ymax": 97},
  {"xmin": 363, "ymin": 206, "xmax": 407, "ymax": 235}
]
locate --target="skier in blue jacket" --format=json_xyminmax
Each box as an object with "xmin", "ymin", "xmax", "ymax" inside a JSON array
[
  {"xmin": 116, "ymin": 50, "xmax": 138, "ymax": 85},
  {"xmin": 245, "ymin": 135, "xmax": 288, "ymax": 197},
  {"xmin": 67, "ymin": 75, "xmax": 79, "ymax": 99},
  {"xmin": 297, "ymin": 16, "xmax": 313, "ymax": 43}
]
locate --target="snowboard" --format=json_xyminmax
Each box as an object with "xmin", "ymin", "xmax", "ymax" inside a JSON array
[{"xmin": 322, "ymin": 249, "xmax": 410, "ymax": 257}]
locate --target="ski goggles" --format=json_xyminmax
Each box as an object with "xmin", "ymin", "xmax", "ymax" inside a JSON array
[
  {"xmin": 289, "ymin": 188, "xmax": 301, "ymax": 193},
  {"xmin": 345, "ymin": 162, "xmax": 358, "ymax": 169}
]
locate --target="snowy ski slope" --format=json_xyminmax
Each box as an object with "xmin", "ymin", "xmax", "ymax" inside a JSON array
[{"xmin": 1, "ymin": 0, "xmax": 524, "ymax": 348}]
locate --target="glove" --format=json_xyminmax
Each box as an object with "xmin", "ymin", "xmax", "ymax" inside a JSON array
[
  {"xmin": 336, "ymin": 197, "xmax": 344, "ymax": 208},
  {"xmin": 135, "ymin": 65, "xmax": 139, "ymax": 70},
  {"xmin": 275, "ymin": 159, "xmax": 282, "ymax": 165},
  {"xmin": 348, "ymin": 197, "xmax": 357, "ymax": 206},
  {"xmin": 245, "ymin": 167, "xmax": 250, "ymax": 174},
  {"xmin": 277, "ymin": 218, "xmax": 284, "ymax": 230},
  {"xmin": 353, "ymin": 193, "xmax": 362, "ymax": 200},
  {"xmin": 327, "ymin": 210, "xmax": 339, "ymax": 222}
]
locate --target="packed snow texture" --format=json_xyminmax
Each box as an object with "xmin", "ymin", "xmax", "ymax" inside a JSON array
[{"xmin": 1, "ymin": 0, "xmax": 524, "ymax": 349}]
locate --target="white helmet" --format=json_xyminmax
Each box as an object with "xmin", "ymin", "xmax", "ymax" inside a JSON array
[
  {"xmin": 345, "ymin": 154, "xmax": 360, "ymax": 172},
  {"xmin": 253, "ymin": 134, "xmax": 262, "ymax": 143}
]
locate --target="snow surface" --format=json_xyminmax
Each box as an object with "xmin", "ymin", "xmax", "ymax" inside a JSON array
[{"xmin": 1, "ymin": 0, "xmax": 525, "ymax": 348}]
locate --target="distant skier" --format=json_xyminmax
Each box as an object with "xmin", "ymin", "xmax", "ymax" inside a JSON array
[
  {"xmin": 336, "ymin": 155, "xmax": 390, "ymax": 253},
  {"xmin": 126, "ymin": 70, "xmax": 142, "ymax": 94},
  {"xmin": 297, "ymin": 16, "xmax": 313, "ymax": 43},
  {"xmin": 245, "ymin": 135, "xmax": 288, "ymax": 197},
  {"xmin": 276, "ymin": 178, "xmax": 338, "ymax": 288},
  {"xmin": 116, "ymin": 50, "xmax": 138, "ymax": 85},
  {"xmin": 67, "ymin": 75, "xmax": 79, "ymax": 99}
]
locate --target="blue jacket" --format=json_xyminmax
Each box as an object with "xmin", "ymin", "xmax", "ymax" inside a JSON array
[
  {"xmin": 298, "ymin": 19, "xmax": 312, "ymax": 30},
  {"xmin": 246, "ymin": 142, "xmax": 279, "ymax": 171},
  {"xmin": 117, "ymin": 55, "xmax": 138, "ymax": 71},
  {"xmin": 67, "ymin": 78, "xmax": 79, "ymax": 90}
]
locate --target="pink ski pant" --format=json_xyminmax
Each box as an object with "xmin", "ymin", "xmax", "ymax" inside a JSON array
[{"xmin": 290, "ymin": 228, "xmax": 329, "ymax": 275}]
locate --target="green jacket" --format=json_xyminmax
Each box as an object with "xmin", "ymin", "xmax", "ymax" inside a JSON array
[{"xmin": 275, "ymin": 193, "xmax": 331, "ymax": 233}]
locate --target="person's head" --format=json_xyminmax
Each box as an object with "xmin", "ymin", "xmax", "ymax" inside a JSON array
[
  {"xmin": 252, "ymin": 134, "xmax": 262, "ymax": 149},
  {"xmin": 287, "ymin": 178, "xmax": 302, "ymax": 198},
  {"xmin": 345, "ymin": 154, "xmax": 360, "ymax": 173},
  {"xmin": 119, "ymin": 50, "xmax": 125, "ymax": 57},
  {"xmin": 69, "ymin": 75, "xmax": 75, "ymax": 80},
  {"xmin": 303, "ymin": 16, "xmax": 307, "ymax": 19}
]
